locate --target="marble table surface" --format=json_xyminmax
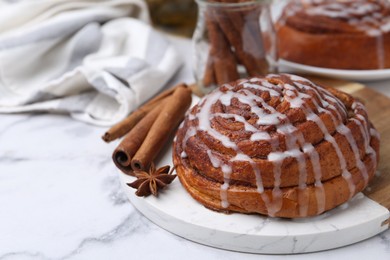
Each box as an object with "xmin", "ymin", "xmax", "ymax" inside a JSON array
[{"xmin": 1, "ymin": 36, "xmax": 389, "ymax": 260}]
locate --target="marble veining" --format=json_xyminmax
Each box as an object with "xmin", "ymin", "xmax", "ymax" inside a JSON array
[
  {"xmin": 0, "ymin": 36, "xmax": 390, "ymax": 259},
  {"xmin": 379, "ymin": 232, "xmax": 390, "ymax": 250},
  {"xmin": 0, "ymin": 212, "xmax": 142, "ymax": 260}
]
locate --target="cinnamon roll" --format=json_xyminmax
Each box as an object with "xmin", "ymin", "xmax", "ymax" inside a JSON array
[
  {"xmin": 173, "ymin": 74, "xmax": 380, "ymax": 218},
  {"xmin": 277, "ymin": 0, "xmax": 390, "ymax": 70}
]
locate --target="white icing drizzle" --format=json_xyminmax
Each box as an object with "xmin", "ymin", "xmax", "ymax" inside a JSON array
[
  {"xmin": 198, "ymin": 92, "xmax": 237, "ymax": 150},
  {"xmin": 188, "ymin": 113, "xmax": 196, "ymax": 121},
  {"xmin": 352, "ymin": 115, "xmax": 378, "ymax": 168},
  {"xmin": 353, "ymin": 114, "xmax": 370, "ymax": 143},
  {"xmin": 294, "ymin": 80, "xmax": 347, "ymax": 119},
  {"xmin": 370, "ymin": 127, "xmax": 381, "ymax": 140},
  {"xmin": 220, "ymin": 93, "xmax": 233, "ymax": 106},
  {"xmin": 286, "ymin": 74, "xmax": 311, "ymax": 83},
  {"xmin": 306, "ymin": 2, "xmax": 380, "ymax": 18},
  {"xmin": 195, "ymin": 92, "xmax": 235, "ymax": 208},
  {"xmin": 287, "ymin": 0, "xmax": 390, "ymax": 37},
  {"xmin": 233, "ymin": 91, "xmax": 282, "ymax": 126},
  {"xmin": 242, "ymin": 82, "xmax": 280, "ymax": 97},
  {"xmin": 220, "ymin": 165, "xmax": 232, "ymax": 208},
  {"xmin": 247, "ymin": 81, "xmax": 311, "ymax": 216},
  {"xmin": 284, "ymin": 85, "xmax": 311, "ymax": 108},
  {"xmin": 251, "ymin": 132, "xmax": 272, "ymax": 142},
  {"xmin": 179, "ymin": 74, "xmax": 375, "ymax": 217},
  {"xmin": 353, "ymin": 118, "xmax": 369, "ymax": 151},
  {"xmin": 225, "ymin": 77, "xmax": 314, "ymax": 215},
  {"xmin": 306, "ymin": 107, "xmax": 356, "ymax": 199},
  {"xmin": 207, "ymin": 150, "xmax": 221, "ymax": 168},
  {"xmin": 182, "ymin": 127, "xmax": 196, "ymax": 150},
  {"xmin": 213, "ymin": 113, "xmax": 258, "ymax": 132},
  {"xmin": 357, "ymin": 115, "xmax": 371, "ymax": 144},
  {"xmin": 314, "ymin": 100, "xmax": 371, "ymax": 187},
  {"xmin": 221, "ymin": 88, "xmax": 280, "ymax": 211},
  {"xmin": 237, "ymin": 78, "xmax": 249, "ymax": 85},
  {"xmin": 303, "ymin": 142, "xmax": 326, "ymax": 214},
  {"xmin": 220, "ymin": 183, "xmax": 230, "ymax": 208},
  {"xmin": 285, "ymin": 80, "xmax": 340, "ymax": 214},
  {"xmin": 337, "ymin": 124, "xmax": 369, "ymax": 184},
  {"xmin": 291, "ymin": 78, "xmax": 367, "ymax": 199},
  {"xmin": 192, "ymin": 90, "xmax": 265, "ymax": 209},
  {"xmin": 227, "ymin": 89, "xmax": 282, "ymax": 151}
]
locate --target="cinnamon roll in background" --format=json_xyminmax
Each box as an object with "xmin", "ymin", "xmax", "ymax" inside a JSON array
[
  {"xmin": 277, "ymin": 0, "xmax": 390, "ymax": 70},
  {"xmin": 173, "ymin": 74, "xmax": 380, "ymax": 218}
]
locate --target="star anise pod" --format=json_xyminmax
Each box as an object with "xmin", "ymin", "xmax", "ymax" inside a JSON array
[{"xmin": 127, "ymin": 163, "xmax": 177, "ymax": 197}]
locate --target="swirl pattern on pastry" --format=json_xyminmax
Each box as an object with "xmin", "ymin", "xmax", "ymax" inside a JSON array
[
  {"xmin": 277, "ymin": 0, "xmax": 390, "ymax": 69},
  {"xmin": 173, "ymin": 74, "xmax": 380, "ymax": 218}
]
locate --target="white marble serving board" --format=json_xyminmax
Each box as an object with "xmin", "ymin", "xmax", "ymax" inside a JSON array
[{"xmin": 119, "ymin": 142, "xmax": 389, "ymax": 254}]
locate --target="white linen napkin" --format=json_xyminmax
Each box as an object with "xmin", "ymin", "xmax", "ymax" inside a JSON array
[{"xmin": 0, "ymin": 0, "xmax": 183, "ymax": 126}]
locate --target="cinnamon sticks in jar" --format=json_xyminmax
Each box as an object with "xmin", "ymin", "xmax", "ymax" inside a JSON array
[
  {"xmin": 195, "ymin": 0, "xmax": 274, "ymax": 91},
  {"xmin": 106, "ymin": 83, "xmax": 192, "ymax": 175}
]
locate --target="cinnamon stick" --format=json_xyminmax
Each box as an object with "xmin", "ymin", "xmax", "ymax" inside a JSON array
[
  {"xmin": 131, "ymin": 86, "xmax": 192, "ymax": 171},
  {"xmin": 102, "ymin": 83, "xmax": 187, "ymax": 142},
  {"xmin": 112, "ymin": 101, "xmax": 165, "ymax": 175},
  {"xmin": 219, "ymin": 0, "xmax": 245, "ymax": 33},
  {"xmin": 240, "ymin": 2, "xmax": 269, "ymax": 74},
  {"xmin": 206, "ymin": 9, "xmax": 239, "ymax": 85},
  {"xmin": 214, "ymin": 1, "xmax": 268, "ymax": 76},
  {"xmin": 214, "ymin": 10, "xmax": 251, "ymax": 68}
]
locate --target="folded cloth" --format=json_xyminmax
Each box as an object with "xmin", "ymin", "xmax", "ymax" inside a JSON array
[{"xmin": 0, "ymin": 0, "xmax": 183, "ymax": 126}]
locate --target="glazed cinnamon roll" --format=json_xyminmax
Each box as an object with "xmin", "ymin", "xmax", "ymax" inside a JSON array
[
  {"xmin": 173, "ymin": 74, "xmax": 380, "ymax": 218},
  {"xmin": 277, "ymin": 0, "xmax": 390, "ymax": 70}
]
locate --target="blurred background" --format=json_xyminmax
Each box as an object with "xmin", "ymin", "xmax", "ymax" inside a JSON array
[{"xmin": 146, "ymin": 0, "xmax": 198, "ymax": 37}]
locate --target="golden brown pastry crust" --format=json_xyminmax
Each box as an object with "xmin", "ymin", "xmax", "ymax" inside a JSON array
[
  {"xmin": 173, "ymin": 74, "xmax": 380, "ymax": 218},
  {"xmin": 277, "ymin": 0, "xmax": 390, "ymax": 70}
]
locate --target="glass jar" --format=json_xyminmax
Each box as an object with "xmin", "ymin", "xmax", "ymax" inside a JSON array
[{"xmin": 193, "ymin": 0, "xmax": 278, "ymax": 93}]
